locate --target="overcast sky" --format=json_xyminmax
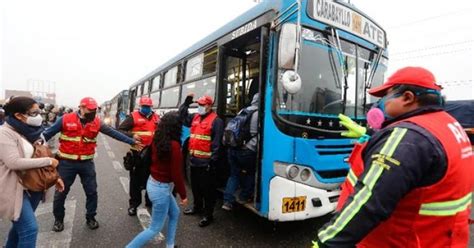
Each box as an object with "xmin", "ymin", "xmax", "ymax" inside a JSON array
[{"xmin": 1, "ymin": 0, "xmax": 472, "ymax": 107}]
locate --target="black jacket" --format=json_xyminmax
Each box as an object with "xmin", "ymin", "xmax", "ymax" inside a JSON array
[{"xmin": 315, "ymin": 106, "xmax": 448, "ymax": 247}]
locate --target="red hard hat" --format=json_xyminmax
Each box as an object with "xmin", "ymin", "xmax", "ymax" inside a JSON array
[
  {"xmin": 369, "ymin": 66, "xmax": 442, "ymax": 97},
  {"xmin": 139, "ymin": 96, "xmax": 153, "ymax": 106},
  {"xmin": 196, "ymin": 95, "xmax": 213, "ymax": 106},
  {"xmin": 80, "ymin": 97, "xmax": 98, "ymax": 110}
]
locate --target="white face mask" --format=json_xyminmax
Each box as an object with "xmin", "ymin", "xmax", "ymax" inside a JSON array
[
  {"xmin": 197, "ymin": 105, "xmax": 207, "ymax": 115},
  {"xmin": 24, "ymin": 114, "xmax": 43, "ymax": 127}
]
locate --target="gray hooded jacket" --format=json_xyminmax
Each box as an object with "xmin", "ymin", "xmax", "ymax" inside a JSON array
[{"xmin": 245, "ymin": 93, "xmax": 259, "ymax": 151}]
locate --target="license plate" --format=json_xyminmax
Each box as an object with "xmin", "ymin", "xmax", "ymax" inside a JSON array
[{"xmin": 282, "ymin": 196, "xmax": 306, "ymax": 213}]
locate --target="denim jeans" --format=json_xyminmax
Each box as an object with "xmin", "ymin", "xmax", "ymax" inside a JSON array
[
  {"xmin": 126, "ymin": 177, "xmax": 180, "ymax": 248},
  {"xmin": 5, "ymin": 191, "xmax": 44, "ymax": 248},
  {"xmin": 53, "ymin": 159, "xmax": 97, "ymax": 220},
  {"xmin": 223, "ymin": 148, "xmax": 257, "ymax": 204}
]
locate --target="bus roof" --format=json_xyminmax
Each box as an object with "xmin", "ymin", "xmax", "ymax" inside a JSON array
[
  {"xmin": 130, "ymin": 0, "xmax": 384, "ymax": 89},
  {"xmin": 129, "ymin": 0, "xmax": 280, "ymax": 89}
]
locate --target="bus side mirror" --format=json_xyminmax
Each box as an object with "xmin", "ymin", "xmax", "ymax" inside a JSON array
[
  {"xmin": 281, "ymin": 70, "xmax": 301, "ymax": 94},
  {"xmin": 278, "ymin": 23, "xmax": 297, "ymax": 70}
]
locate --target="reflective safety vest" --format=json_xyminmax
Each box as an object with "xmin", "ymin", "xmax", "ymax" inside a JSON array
[
  {"xmin": 58, "ymin": 112, "xmax": 100, "ymax": 161},
  {"xmin": 189, "ymin": 112, "xmax": 217, "ymax": 159},
  {"xmin": 131, "ymin": 111, "xmax": 159, "ymax": 146},
  {"xmin": 336, "ymin": 141, "xmax": 367, "ymax": 212},
  {"xmin": 353, "ymin": 111, "xmax": 473, "ymax": 248}
]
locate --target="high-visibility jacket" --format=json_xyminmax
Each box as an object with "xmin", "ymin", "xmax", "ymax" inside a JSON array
[
  {"xmin": 350, "ymin": 111, "xmax": 473, "ymax": 247},
  {"xmin": 189, "ymin": 112, "xmax": 217, "ymax": 159},
  {"xmin": 58, "ymin": 113, "xmax": 100, "ymax": 160},
  {"xmin": 131, "ymin": 111, "xmax": 159, "ymax": 146}
]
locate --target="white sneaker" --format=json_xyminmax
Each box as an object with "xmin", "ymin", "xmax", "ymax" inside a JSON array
[{"xmin": 221, "ymin": 202, "xmax": 233, "ymax": 211}]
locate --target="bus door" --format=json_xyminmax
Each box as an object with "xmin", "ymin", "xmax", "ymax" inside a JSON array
[
  {"xmin": 217, "ymin": 27, "xmax": 265, "ymax": 209},
  {"xmin": 129, "ymin": 87, "xmax": 137, "ymax": 113}
]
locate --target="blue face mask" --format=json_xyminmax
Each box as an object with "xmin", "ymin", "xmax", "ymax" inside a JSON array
[
  {"xmin": 374, "ymin": 92, "xmax": 401, "ymax": 119},
  {"xmin": 139, "ymin": 106, "xmax": 152, "ymax": 116}
]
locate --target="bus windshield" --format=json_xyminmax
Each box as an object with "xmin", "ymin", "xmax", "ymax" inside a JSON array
[{"xmin": 277, "ymin": 28, "xmax": 387, "ymax": 123}]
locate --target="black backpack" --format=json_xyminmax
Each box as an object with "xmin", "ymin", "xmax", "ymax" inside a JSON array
[{"xmin": 223, "ymin": 108, "xmax": 257, "ymax": 147}]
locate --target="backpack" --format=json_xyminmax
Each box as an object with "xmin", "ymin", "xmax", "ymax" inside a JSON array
[{"xmin": 223, "ymin": 108, "xmax": 257, "ymax": 147}]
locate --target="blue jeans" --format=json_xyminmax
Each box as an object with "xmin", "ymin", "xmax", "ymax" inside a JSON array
[
  {"xmin": 223, "ymin": 148, "xmax": 257, "ymax": 204},
  {"xmin": 53, "ymin": 159, "xmax": 97, "ymax": 220},
  {"xmin": 126, "ymin": 177, "xmax": 180, "ymax": 248},
  {"xmin": 5, "ymin": 191, "xmax": 44, "ymax": 248}
]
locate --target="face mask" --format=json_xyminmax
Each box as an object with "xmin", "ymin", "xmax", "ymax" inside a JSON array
[
  {"xmin": 84, "ymin": 112, "xmax": 97, "ymax": 122},
  {"xmin": 24, "ymin": 114, "xmax": 43, "ymax": 127},
  {"xmin": 374, "ymin": 92, "xmax": 401, "ymax": 119},
  {"xmin": 198, "ymin": 105, "xmax": 207, "ymax": 115},
  {"xmin": 140, "ymin": 106, "xmax": 152, "ymax": 116},
  {"xmin": 367, "ymin": 107, "xmax": 384, "ymax": 130}
]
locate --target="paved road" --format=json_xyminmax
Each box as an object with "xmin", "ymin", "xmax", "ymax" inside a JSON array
[{"xmin": 1, "ymin": 134, "xmax": 473, "ymax": 247}]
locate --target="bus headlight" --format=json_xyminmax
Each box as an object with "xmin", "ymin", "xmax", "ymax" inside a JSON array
[
  {"xmin": 286, "ymin": 165, "xmax": 299, "ymax": 179},
  {"xmin": 300, "ymin": 168, "xmax": 311, "ymax": 181}
]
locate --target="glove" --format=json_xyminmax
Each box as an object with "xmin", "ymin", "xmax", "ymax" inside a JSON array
[
  {"xmin": 312, "ymin": 240, "xmax": 320, "ymax": 248},
  {"xmin": 338, "ymin": 113, "xmax": 366, "ymax": 138},
  {"xmin": 184, "ymin": 95, "xmax": 194, "ymax": 106}
]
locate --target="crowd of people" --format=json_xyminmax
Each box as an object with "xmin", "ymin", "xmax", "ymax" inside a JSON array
[{"xmin": 0, "ymin": 66, "xmax": 472, "ymax": 248}]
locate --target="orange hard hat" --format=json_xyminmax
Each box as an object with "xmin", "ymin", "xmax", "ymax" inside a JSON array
[
  {"xmin": 80, "ymin": 97, "xmax": 98, "ymax": 110},
  {"xmin": 139, "ymin": 96, "xmax": 153, "ymax": 106}
]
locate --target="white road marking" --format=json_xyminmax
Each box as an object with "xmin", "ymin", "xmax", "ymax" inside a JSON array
[
  {"xmin": 104, "ymin": 143, "xmax": 111, "ymax": 151},
  {"xmin": 119, "ymin": 177, "xmax": 130, "ymax": 194},
  {"xmin": 137, "ymin": 208, "xmax": 165, "ymax": 243},
  {"xmin": 113, "ymin": 160, "xmax": 123, "ymax": 172},
  {"xmin": 107, "ymin": 151, "xmax": 115, "ymax": 158},
  {"xmin": 119, "ymin": 177, "xmax": 164, "ymax": 243},
  {"xmin": 36, "ymin": 200, "xmax": 77, "ymax": 248}
]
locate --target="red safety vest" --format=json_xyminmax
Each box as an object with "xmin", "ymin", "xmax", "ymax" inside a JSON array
[
  {"xmin": 131, "ymin": 111, "xmax": 159, "ymax": 146},
  {"xmin": 58, "ymin": 112, "xmax": 100, "ymax": 160},
  {"xmin": 342, "ymin": 111, "xmax": 473, "ymax": 248},
  {"xmin": 189, "ymin": 112, "xmax": 217, "ymax": 159},
  {"xmin": 336, "ymin": 141, "xmax": 367, "ymax": 211}
]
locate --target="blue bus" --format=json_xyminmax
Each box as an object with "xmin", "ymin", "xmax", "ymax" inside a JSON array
[
  {"xmin": 128, "ymin": 0, "xmax": 388, "ymax": 221},
  {"xmin": 102, "ymin": 90, "xmax": 129, "ymax": 128}
]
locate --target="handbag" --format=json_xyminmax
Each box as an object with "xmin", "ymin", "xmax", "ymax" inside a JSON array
[
  {"xmin": 16, "ymin": 141, "xmax": 60, "ymax": 192},
  {"xmin": 123, "ymin": 151, "xmax": 135, "ymax": 171}
]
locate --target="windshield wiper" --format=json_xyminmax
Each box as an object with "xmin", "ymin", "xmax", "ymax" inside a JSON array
[
  {"xmin": 330, "ymin": 28, "xmax": 349, "ymax": 114},
  {"xmin": 366, "ymin": 47, "xmax": 384, "ymax": 89},
  {"xmin": 362, "ymin": 47, "xmax": 384, "ymax": 110}
]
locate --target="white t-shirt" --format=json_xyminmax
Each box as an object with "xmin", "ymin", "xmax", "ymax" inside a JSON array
[{"xmin": 21, "ymin": 137, "xmax": 34, "ymax": 158}]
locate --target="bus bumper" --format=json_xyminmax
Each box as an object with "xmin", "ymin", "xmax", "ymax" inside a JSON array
[{"xmin": 268, "ymin": 176, "xmax": 340, "ymax": 221}]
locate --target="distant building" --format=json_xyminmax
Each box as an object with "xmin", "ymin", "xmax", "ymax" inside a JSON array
[
  {"xmin": 5, "ymin": 89, "xmax": 33, "ymax": 99},
  {"xmin": 4, "ymin": 89, "xmax": 56, "ymax": 105}
]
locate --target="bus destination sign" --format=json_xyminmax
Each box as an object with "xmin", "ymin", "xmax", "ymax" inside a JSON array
[{"xmin": 307, "ymin": 0, "xmax": 386, "ymax": 48}]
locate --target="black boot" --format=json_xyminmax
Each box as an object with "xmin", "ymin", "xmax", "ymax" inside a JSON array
[
  {"xmin": 198, "ymin": 216, "xmax": 213, "ymax": 227},
  {"xmin": 128, "ymin": 207, "xmax": 137, "ymax": 216},
  {"xmin": 86, "ymin": 217, "xmax": 99, "ymax": 230},
  {"xmin": 52, "ymin": 219, "xmax": 64, "ymax": 232}
]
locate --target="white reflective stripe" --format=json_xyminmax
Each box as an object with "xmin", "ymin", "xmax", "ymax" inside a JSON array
[
  {"xmin": 58, "ymin": 151, "xmax": 94, "ymax": 160},
  {"xmin": 80, "ymin": 154, "xmax": 95, "ymax": 160},
  {"xmin": 59, "ymin": 134, "xmax": 81, "ymax": 142},
  {"xmin": 132, "ymin": 131, "xmax": 153, "ymax": 136},
  {"xmin": 58, "ymin": 151, "xmax": 79, "ymax": 160},
  {"xmin": 83, "ymin": 137, "xmax": 97, "ymax": 143},
  {"xmin": 347, "ymin": 169, "xmax": 357, "ymax": 186},
  {"xmin": 419, "ymin": 192, "xmax": 472, "ymax": 216},
  {"xmin": 189, "ymin": 149, "xmax": 212, "ymax": 157},
  {"xmin": 190, "ymin": 134, "xmax": 211, "ymax": 141}
]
